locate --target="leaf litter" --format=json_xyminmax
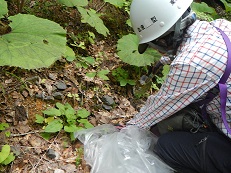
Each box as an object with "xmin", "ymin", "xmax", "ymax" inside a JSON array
[{"xmin": 0, "ymin": 40, "xmax": 146, "ymax": 173}]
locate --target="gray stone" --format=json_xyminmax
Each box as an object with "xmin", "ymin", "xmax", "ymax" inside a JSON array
[
  {"xmin": 102, "ymin": 95, "xmax": 115, "ymax": 106},
  {"xmin": 46, "ymin": 148, "xmax": 59, "ymax": 159},
  {"xmin": 56, "ymin": 81, "xmax": 67, "ymax": 90}
]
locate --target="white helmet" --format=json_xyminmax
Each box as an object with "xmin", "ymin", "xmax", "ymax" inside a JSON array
[{"xmin": 130, "ymin": 0, "xmax": 194, "ymax": 54}]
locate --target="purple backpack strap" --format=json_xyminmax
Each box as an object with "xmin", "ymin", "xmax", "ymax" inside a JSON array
[
  {"xmin": 215, "ymin": 26, "xmax": 231, "ymax": 135},
  {"xmin": 198, "ymin": 26, "xmax": 231, "ymax": 135}
]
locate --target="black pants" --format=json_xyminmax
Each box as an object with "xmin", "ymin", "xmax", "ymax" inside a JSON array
[{"xmin": 155, "ymin": 131, "xmax": 231, "ymax": 173}]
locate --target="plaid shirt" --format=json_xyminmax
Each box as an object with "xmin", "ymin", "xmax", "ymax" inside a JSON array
[{"xmin": 128, "ymin": 19, "xmax": 231, "ymax": 139}]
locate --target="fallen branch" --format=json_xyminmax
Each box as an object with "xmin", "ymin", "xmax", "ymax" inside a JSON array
[{"xmin": 10, "ymin": 130, "xmax": 41, "ymax": 137}]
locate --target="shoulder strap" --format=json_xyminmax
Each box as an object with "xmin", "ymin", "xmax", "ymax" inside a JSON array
[
  {"xmin": 215, "ymin": 26, "xmax": 231, "ymax": 135},
  {"xmin": 198, "ymin": 26, "xmax": 231, "ymax": 135}
]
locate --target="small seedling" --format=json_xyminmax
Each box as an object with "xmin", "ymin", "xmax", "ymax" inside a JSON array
[
  {"xmin": 86, "ymin": 69, "xmax": 110, "ymax": 81},
  {"xmin": 0, "ymin": 145, "xmax": 15, "ymax": 165},
  {"xmin": 35, "ymin": 102, "xmax": 93, "ymax": 140},
  {"xmin": 112, "ymin": 67, "xmax": 135, "ymax": 86}
]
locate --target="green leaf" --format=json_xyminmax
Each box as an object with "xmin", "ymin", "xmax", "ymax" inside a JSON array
[
  {"xmin": 86, "ymin": 72, "xmax": 96, "ymax": 78},
  {"xmin": 127, "ymin": 79, "xmax": 136, "ymax": 86},
  {"xmin": 191, "ymin": 2, "xmax": 218, "ymax": 19},
  {"xmin": 55, "ymin": 102, "xmax": 66, "ymax": 114},
  {"xmin": 35, "ymin": 114, "xmax": 45, "ymax": 124},
  {"xmin": 64, "ymin": 124, "xmax": 82, "ymax": 132},
  {"xmin": 5, "ymin": 131, "xmax": 10, "ymax": 137},
  {"xmin": 45, "ymin": 117, "xmax": 54, "ymax": 123},
  {"xmin": 57, "ymin": 0, "xmax": 88, "ymax": 7},
  {"xmin": 84, "ymin": 56, "xmax": 95, "ymax": 65},
  {"xmin": 78, "ymin": 119, "xmax": 94, "ymax": 129},
  {"xmin": 162, "ymin": 65, "xmax": 170, "ymax": 80},
  {"xmin": 1, "ymin": 153, "xmax": 15, "ymax": 165},
  {"xmin": 65, "ymin": 110, "xmax": 77, "ymax": 124},
  {"xmin": 40, "ymin": 132, "xmax": 51, "ymax": 140},
  {"xmin": 104, "ymin": 0, "xmax": 125, "ymax": 8},
  {"xmin": 0, "ymin": 14, "xmax": 66, "ymax": 69},
  {"xmin": 0, "ymin": 145, "xmax": 10, "ymax": 163},
  {"xmin": 43, "ymin": 108, "xmax": 62, "ymax": 116},
  {"xmin": 97, "ymin": 69, "xmax": 110, "ymax": 80},
  {"xmin": 0, "ymin": 0, "xmax": 8, "ymax": 18},
  {"xmin": 117, "ymin": 34, "xmax": 161, "ymax": 66},
  {"xmin": 78, "ymin": 7, "xmax": 109, "ymax": 37},
  {"xmin": 64, "ymin": 46, "xmax": 76, "ymax": 62},
  {"xmin": 0, "ymin": 123, "xmax": 9, "ymax": 131},
  {"xmin": 219, "ymin": 0, "xmax": 231, "ymax": 12},
  {"xmin": 44, "ymin": 119, "xmax": 63, "ymax": 133},
  {"xmin": 77, "ymin": 109, "xmax": 90, "ymax": 118}
]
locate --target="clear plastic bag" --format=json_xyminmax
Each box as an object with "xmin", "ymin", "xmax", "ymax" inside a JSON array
[{"xmin": 75, "ymin": 124, "xmax": 174, "ymax": 173}]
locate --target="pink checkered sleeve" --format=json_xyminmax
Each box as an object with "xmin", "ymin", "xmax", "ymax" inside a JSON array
[
  {"xmin": 127, "ymin": 62, "xmax": 218, "ymax": 129},
  {"xmin": 127, "ymin": 19, "xmax": 231, "ymax": 131}
]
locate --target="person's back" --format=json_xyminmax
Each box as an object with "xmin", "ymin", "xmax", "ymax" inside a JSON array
[
  {"xmin": 172, "ymin": 18, "xmax": 231, "ymax": 138},
  {"xmin": 128, "ymin": 0, "xmax": 231, "ymax": 172}
]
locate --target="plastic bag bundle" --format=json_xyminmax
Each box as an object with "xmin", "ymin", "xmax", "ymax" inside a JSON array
[{"xmin": 75, "ymin": 124, "xmax": 174, "ymax": 173}]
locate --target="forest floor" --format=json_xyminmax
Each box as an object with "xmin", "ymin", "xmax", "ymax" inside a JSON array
[
  {"xmin": 1, "ymin": 0, "xmax": 230, "ymax": 172},
  {"xmin": 0, "ymin": 1, "xmax": 149, "ymax": 172},
  {"xmin": 0, "ymin": 29, "xmax": 151, "ymax": 172},
  {"xmin": 0, "ymin": 39, "xmax": 146, "ymax": 173}
]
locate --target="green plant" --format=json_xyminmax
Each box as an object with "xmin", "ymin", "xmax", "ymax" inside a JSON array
[
  {"xmin": 57, "ymin": 0, "xmax": 109, "ymax": 37},
  {"xmin": 0, "ymin": 145, "xmax": 15, "ymax": 165},
  {"xmin": 0, "ymin": 0, "xmax": 7, "ymax": 18},
  {"xmin": 0, "ymin": 123, "xmax": 15, "ymax": 165},
  {"xmin": 219, "ymin": 0, "xmax": 231, "ymax": 12},
  {"xmin": 116, "ymin": 34, "xmax": 161, "ymax": 66},
  {"xmin": 191, "ymin": 2, "xmax": 218, "ymax": 21},
  {"xmin": 0, "ymin": 0, "xmax": 67, "ymax": 69},
  {"xmin": 112, "ymin": 67, "xmax": 135, "ymax": 86},
  {"xmin": 75, "ymin": 147, "xmax": 83, "ymax": 167},
  {"xmin": 67, "ymin": 93, "xmax": 80, "ymax": 100},
  {"xmin": 86, "ymin": 69, "xmax": 110, "ymax": 81},
  {"xmin": 0, "ymin": 123, "xmax": 10, "ymax": 138},
  {"xmin": 35, "ymin": 102, "xmax": 93, "ymax": 140},
  {"xmin": 75, "ymin": 56, "xmax": 95, "ymax": 69}
]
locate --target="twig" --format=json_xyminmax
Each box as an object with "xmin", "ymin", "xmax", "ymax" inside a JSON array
[
  {"xmin": 96, "ymin": 2, "xmax": 106, "ymax": 13},
  {"xmin": 10, "ymin": 130, "xmax": 41, "ymax": 137}
]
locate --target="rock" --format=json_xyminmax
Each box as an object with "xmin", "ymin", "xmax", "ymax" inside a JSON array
[
  {"xmin": 55, "ymin": 81, "xmax": 67, "ymax": 90},
  {"xmin": 46, "ymin": 149, "xmax": 59, "ymax": 159},
  {"xmin": 44, "ymin": 96, "xmax": 55, "ymax": 101},
  {"xmin": 52, "ymin": 92, "xmax": 63, "ymax": 100},
  {"xmin": 102, "ymin": 95, "xmax": 115, "ymax": 106},
  {"xmin": 54, "ymin": 169, "xmax": 65, "ymax": 173},
  {"xmin": 60, "ymin": 164, "xmax": 77, "ymax": 173},
  {"xmin": 102, "ymin": 104, "xmax": 112, "ymax": 111},
  {"xmin": 48, "ymin": 73, "xmax": 58, "ymax": 80}
]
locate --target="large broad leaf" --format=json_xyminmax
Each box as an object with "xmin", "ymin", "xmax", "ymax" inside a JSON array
[
  {"xmin": 78, "ymin": 7, "xmax": 109, "ymax": 37},
  {"xmin": 0, "ymin": 0, "xmax": 8, "ymax": 18},
  {"xmin": 104, "ymin": 0, "xmax": 125, "ymax": 8},
  {"xmin": 56, "ymin": 0, "xmax": 88, "ymax": 7},
  {"xmin": 0, "ymin": 14, "xmax": 66, "ymax": 69},
  {"xmin": 117, "ymin": 34, "xmax": 161, "ymax": 66}
]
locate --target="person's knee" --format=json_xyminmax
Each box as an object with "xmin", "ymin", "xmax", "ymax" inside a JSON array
[{"xmin": 155, "ymin": 133, "xmax": 173, "ymax": 158}]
